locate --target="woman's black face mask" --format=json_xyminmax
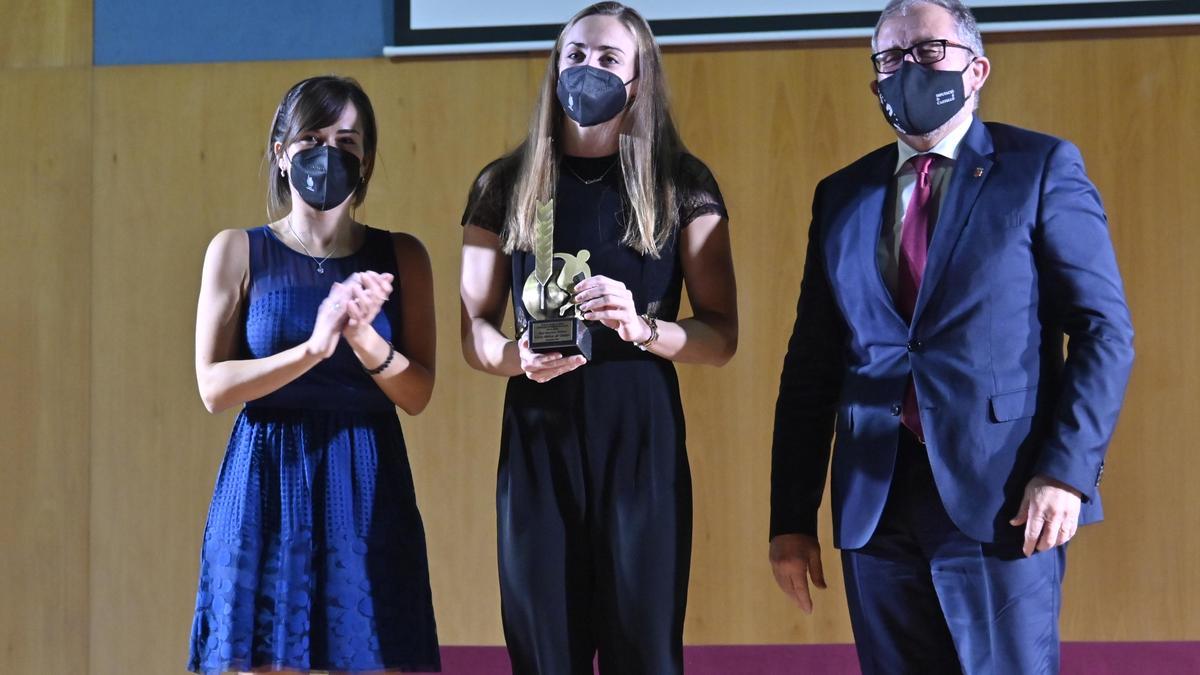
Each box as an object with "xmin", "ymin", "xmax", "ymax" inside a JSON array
[
  {"xmin": 557, "ymin": 65, "xmax": 637, "ymax": 127},
  {"xmin": 288, "ymin": 145, "xmax": 361, "ymax": 211}
]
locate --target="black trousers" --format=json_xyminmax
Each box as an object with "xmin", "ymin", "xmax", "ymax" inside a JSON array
[{"xmin": 496, "ymin": 360, "xmax": 692, "ymax": 675}]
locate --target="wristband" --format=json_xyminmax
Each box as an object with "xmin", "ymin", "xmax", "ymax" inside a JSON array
[{"xmin": 364, "ymin": 341, "xmax": 396, "ymax": 375}]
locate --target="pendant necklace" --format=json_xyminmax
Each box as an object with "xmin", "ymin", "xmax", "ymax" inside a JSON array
[
  {"xmin": 564, "ymin": 158, "xmax": 619, "ymax": 185},
  {"xmin": 286, "ymin": 216, "xmax": 337, "ymax": 274}
]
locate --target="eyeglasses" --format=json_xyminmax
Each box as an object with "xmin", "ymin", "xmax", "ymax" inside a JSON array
[{"xmin": 871, "ymin": 39, "xmax": 974, "ymax": 74}]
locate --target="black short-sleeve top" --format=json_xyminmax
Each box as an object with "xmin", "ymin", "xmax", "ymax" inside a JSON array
[{"xmin": 461, "ymin": 152, "xmax": 727, "ymax": 358}]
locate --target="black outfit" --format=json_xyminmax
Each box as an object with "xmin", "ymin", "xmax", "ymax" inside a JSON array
[{"xmin": 462, "ymin": 153, "xmax": 726, "ymax": 675}]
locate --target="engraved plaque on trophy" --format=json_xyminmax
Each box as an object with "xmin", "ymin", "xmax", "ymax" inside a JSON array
[{"xmin": 521, "ymin": 199, "xmax": 593, "ymax": 360}]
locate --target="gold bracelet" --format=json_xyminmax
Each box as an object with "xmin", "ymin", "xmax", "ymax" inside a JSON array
[{"xmin": 634, "ymin": 314, "xmax": 659, "ymax": 351}]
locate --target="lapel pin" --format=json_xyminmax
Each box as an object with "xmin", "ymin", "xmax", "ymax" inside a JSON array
[{"xmin": 973, "ymin": 167, "xmax": 984, "ymax": 178}]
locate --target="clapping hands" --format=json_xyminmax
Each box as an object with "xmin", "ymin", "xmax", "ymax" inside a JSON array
[
  {"xmin": 340, "ymin": 271, "xmax": 394, "ymax": 340},
  {"xmin": 306, "ymin": 271, "xmax": 394, "ymax": 359}
]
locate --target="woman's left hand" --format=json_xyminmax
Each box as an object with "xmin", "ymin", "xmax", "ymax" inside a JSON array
[
  {"xmin": 342, "ymin": 271, "xmax": 395, "ymax": 343},
  {"xmin": 573, "ymin": 275, "xmax": 650, "ymax": 344}
]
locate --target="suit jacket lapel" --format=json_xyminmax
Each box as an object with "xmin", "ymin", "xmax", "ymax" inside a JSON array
[
  {"xmin": 912, "ymin": 117, "xmax": 995, "ymax": 324},
  {"xmin": 853, "ymin": 145, "xmax": 905, "ymax": 323}
]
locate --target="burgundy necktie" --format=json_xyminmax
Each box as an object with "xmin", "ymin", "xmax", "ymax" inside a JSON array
[{"xmin": 898, "ymin": 154, "xmax": 938, "ymax": 441}]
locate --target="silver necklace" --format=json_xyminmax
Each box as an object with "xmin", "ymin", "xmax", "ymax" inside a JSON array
[
  {"xmin": 285, "ymin": 216, "xmax": 337, "ymax": 274},
  {"xmin": 563, "ymin": 158, "xmax": 619, "ymax": 185}
]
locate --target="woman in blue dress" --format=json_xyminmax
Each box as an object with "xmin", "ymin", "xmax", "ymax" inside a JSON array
[
  {"xmin": 459, "ymin": 3, "xmax": 738, "ymax": 673},
  {"xmin": 188, "ymin": 75, "xmax": 440, "ymax": 674}
]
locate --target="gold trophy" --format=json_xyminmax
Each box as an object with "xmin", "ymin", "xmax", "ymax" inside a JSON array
[{"xmin": 521, "ymin": 199, "xmax": 593, "ymax": 360}]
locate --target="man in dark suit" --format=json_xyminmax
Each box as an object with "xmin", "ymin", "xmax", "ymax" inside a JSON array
[{"xmin": 768, "ymin": 1, "xmax": 1134, "ymax": 672}]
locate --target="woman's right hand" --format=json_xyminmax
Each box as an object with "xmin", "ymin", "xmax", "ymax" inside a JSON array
[
  {"xmin": 307, "ymin": 282, "xmax": 352, "ymax": 359},
  {"xmin": 518, "ymin": 334, "xmax": 586, "ymax": 383}
]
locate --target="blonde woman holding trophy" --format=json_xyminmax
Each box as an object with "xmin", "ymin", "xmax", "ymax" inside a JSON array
[{"xmin": 459, "ymin": 3, "xmax": 737, "ymax": 673}]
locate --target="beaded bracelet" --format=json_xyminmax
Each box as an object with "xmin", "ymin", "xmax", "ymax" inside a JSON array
[{"xmin": 364, "ymin": 341, "xmax": 396, "ymax": 375}]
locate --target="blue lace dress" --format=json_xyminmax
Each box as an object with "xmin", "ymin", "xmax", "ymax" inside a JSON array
[{"xmin": 187, "ymin": 225, "xmax": 440, "ymax": 673}]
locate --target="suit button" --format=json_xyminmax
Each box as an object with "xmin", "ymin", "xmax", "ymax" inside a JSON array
[
  {"xmin": 907, "ymin": 339, "xmax": 923, "ymax": 352},
  {"xmin": 890, "ymin": 404, "xmax": 902, "ymax": 416}
]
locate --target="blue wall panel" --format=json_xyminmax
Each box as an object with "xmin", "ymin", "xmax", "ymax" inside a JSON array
[{"xmin": 95, "ymin": 0, "xmax": 394, "ymax": 65}]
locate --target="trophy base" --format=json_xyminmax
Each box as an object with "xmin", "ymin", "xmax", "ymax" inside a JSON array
[{"xmin": 528, "ymin": 317, "xmax": 592, "ymax": 360}]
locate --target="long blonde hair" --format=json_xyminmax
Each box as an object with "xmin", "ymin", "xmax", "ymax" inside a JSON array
[{"xmin": 501, "ymin": 2, "xmax": 686, "ymax": 258}]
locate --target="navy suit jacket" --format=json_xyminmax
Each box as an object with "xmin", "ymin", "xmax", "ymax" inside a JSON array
[{"xmin": 770, "ymin": 117, "xmax": 1134, "ymax": 549}]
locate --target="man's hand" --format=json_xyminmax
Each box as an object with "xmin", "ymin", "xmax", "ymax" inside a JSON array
[
  {"xmin": 1010, "ymin": 474, "xmax": 1083, "ymax": 557},
  {"xmin": 769, "ymin": 533, "xmax": 826, "ymax": 614}
]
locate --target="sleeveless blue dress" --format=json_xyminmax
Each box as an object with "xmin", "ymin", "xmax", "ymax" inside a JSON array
[{"xmin": 187, "ymin": 225, "xmax": 440, "ymax": 673}]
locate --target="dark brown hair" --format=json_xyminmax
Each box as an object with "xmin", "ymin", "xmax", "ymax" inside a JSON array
[{"xmin": 265, "ymin": 75, "xmax": 379, "ymax": 218}]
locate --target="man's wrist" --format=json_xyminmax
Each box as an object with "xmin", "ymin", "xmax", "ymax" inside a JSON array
[{"xmin": 1036, "ymin": 474, "xmax": 1083, "ymax": 498}]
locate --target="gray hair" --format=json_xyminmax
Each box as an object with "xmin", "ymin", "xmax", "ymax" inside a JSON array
[{"xmin": 872, "ymin": 0, "xmax": 985, "ymax": 56}]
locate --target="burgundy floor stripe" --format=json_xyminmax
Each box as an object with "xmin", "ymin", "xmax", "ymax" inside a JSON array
[{"xmin": 438, "ymin": 641, "xmax": 1200, "ymax": 674}]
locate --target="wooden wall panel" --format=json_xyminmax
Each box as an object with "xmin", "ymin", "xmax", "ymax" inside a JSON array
[
  {"xmin": 675, "ymin": 32, "xmax": 1200, "ymax": 644},
  {"xmin": 88, "ymin": 56, "xmax": 541, "ymax": 671},
  {"xmin": 341, "ymin": 56, "xmax": 545, "ymax": 646},
  {"xmin": 0, "ymin": 0, "xmax": 91, "ymax": 68},
  {"xmin": 983, "ymin": 33, "xmax": 1200, "ymax": 641},
  {"xmin": 676, "ymin": 33, "xmax": 1200, "ymax": 644},
  {"xmin": 0, "ymin": 67, "xmax": 91, "ymax": 673},
  {"xmin": 90, "ymin": 63, "xmax": 264, "ymax": 674},
  {"xmin": 668, "ymin": 43, "xmax": 891, "ymax": 645},
  {"xmin": 77, "ymin": 30, "xmax": 1199, "ymax": 674}
]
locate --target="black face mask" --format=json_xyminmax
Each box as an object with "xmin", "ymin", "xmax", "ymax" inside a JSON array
[
  {"xmin": 556, "ymin": 65, "xmax": 637, "ymax": 127},
  {"xmin": 287, "ymin": 145, "xmax": 361, "ymax": 211},
  {"xmin": 876, "ymin": 60, "xmax": 973, "ymax": 136}
]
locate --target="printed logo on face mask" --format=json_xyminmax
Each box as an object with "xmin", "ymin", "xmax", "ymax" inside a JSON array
[
  {"xmin": 288, "ymin": 145, "xmax": 361, "ymax": 211},
  {"xmin": 875, "ymin": 61, "xmax": 971, "ymax": 135},
  {"xmin": 556, "ymin": 65, "xmax": 635, "ymax": 127}
]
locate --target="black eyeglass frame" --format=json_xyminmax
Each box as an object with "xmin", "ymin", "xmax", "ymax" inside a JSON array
[{"xmin": 871, "ymin": 38, "xmax": 975, "ymax": 74}]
